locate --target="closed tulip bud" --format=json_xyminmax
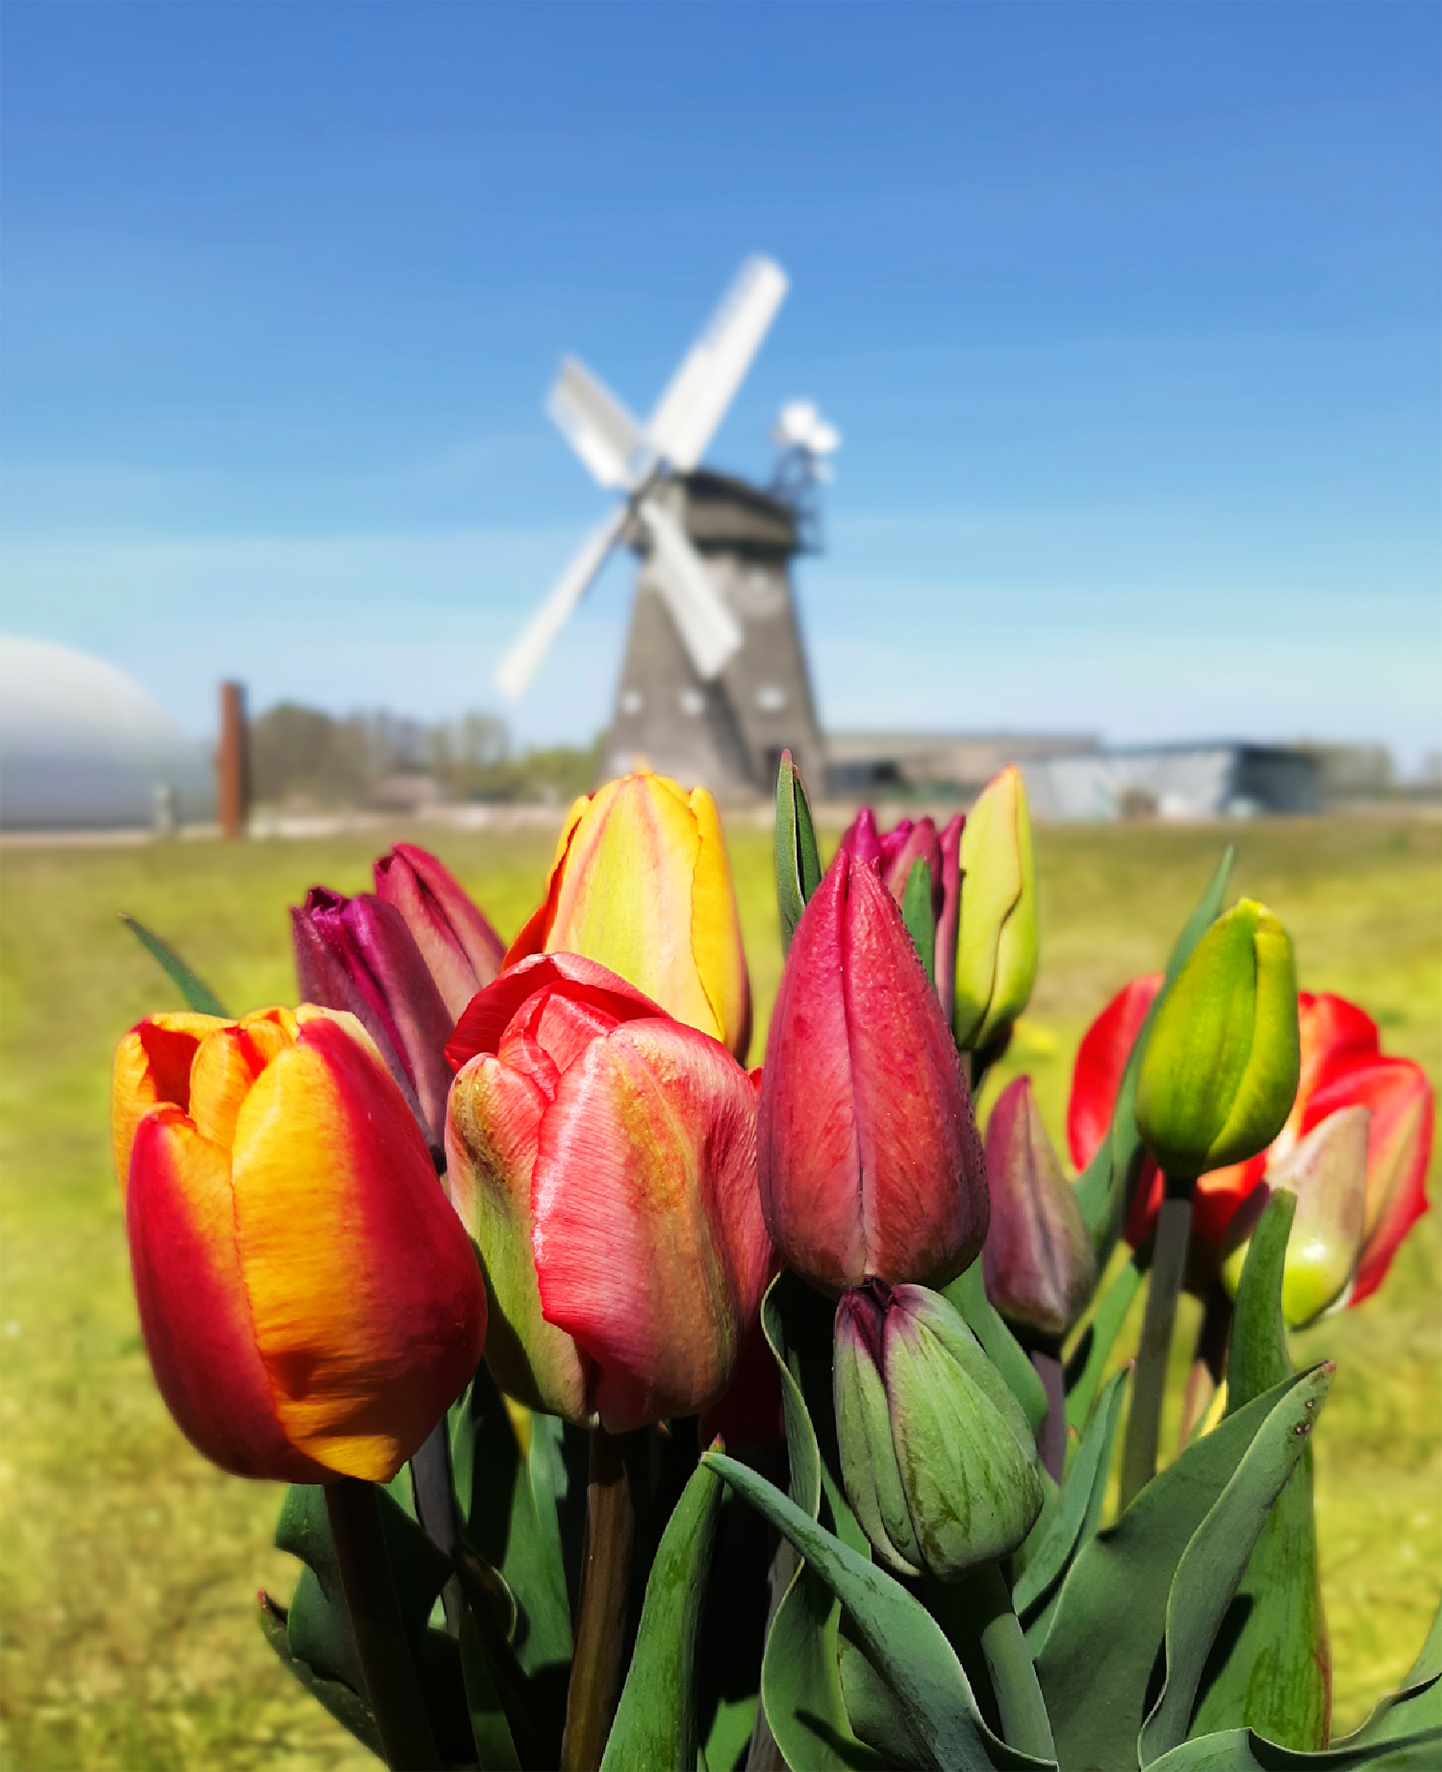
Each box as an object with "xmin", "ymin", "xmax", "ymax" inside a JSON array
[
  {"xmin": 506, "ymin": 769, "xmax": 751, "ymax": 1061},
  {"xmin": 1301, "ymin": 1056, "xmax": 1433, "ymax": 1306},
  {"xmin": 834, "ymin": 1281, "xmax": 1043, "ymax": 1580},
  {"xmin": 291, "ymin": 887, "xmax": 455, "ymax": 1158},
  {"xmin": 983, "ymin": 1076, "xmax": 1096, "ymax": 1338},
  {"xmin": 113, "ymin": 1006, "xmax": 486, "ymax": 1483},
  {"xmin": 839, "ymin": 810, "xmax": 964, "ymax": 1017},
  {"xmin": 1136, "ymin": 900, "xmax": 1300, "ymax": 1177},
  {"xmin": 373, "ymin": 842, "xmax": 506, "ymax": 1019},
  {"xmin": 1222, "ymin": 1106, "xmax": 1370, "ymax": 1328},
  {"xmin": 758, "ymin": 848, "xmax": 988, "ymax": 1294},
  {"xmin": 953, "ymin": 766, "xmax": 1038, "ymax": 1050},
  {"xmin": 445, "ymin": 954, "xmax": 772, "ymax": 1432}
]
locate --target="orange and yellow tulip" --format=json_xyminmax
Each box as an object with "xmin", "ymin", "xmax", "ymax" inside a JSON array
[
  {"xmin": 504, "ymin": 770, "xmax": 751, "ymax": 1061},
  {"xmin": 113, "ymin": 1006, "xmax": 486, "ymax": 1484}
]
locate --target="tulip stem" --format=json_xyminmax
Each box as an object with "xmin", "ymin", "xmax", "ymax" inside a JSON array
[
  {"xmin": 1029, "ymin": 1349, "xmax": 1067, "ymax": 1483},
  {"xmin": 1118, "ymin": 1173, "xmax": 1195, "ymax": 1512},
  {"xmin": 1178, "ymin": 1281, "xmax": 1233, "ymax": 1449},
  {"xmin": 962, "ymin": 1561, "xmax": 1055, "ymax": 1760},
  {"xmin": 410, "ymin": 1418, "xmax": 463, "ymax": 1633},
  {"xmin": 325, "ymin": 1477, "xmax": 441, "ymax": 1772},
  {"xmin": 560, "ymin": 1425, "xmax": 640, "ymax": 1772}
]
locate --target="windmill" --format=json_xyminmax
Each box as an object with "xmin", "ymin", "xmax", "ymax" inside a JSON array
[{"xmin": 496, "ymin": 257, "xmax": 837, "ymax": 800}]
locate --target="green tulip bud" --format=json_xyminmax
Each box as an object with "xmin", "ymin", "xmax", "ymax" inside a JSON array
[
  {"xmin": 1222, "ymin": 1104, "xmax": 1370, "ymax": 1328},
  {"xmin": 1136, "ymin": 899, "xmax": 1300, "ymax": 1176},
  {"xmin": 953, "ymin": 766, "xmax": 1038, "ymax": 1050},
  {"xmin": 833, "ymin": 1280, "xmax": 1043, "ymax": 1580}
]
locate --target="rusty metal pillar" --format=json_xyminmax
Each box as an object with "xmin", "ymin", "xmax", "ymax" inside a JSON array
[{"xmin": 217, "ymin": 680, "xmax": 250, "ymax": 840}]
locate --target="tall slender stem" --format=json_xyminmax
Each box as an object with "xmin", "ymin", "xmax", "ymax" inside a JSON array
[
  {"xmin": 1118, "ymin": 1173, "xmax": 1195, "ymax": 1511},
  {"xmin": 1029, "ymin": 1348, "xmax": 1067, "ymax": 1483},
  {"xmin": 1178, "ymin": 1281, "xmax": 1233, "ymax": 1449},
  {"xmin": 410, "ymin": 1417, "xmax": 463, "ymax": 1633},
  {"xmin": 560, "ymin": 1425, "xmax": 640, "ymax": 1772},
  {"xmin": 325, "ymin": 1477, "xmax": 441, "ymax": 1772},
  {"xmin": 961, "ymin": 1561, "xmax": 1056, "ymax": 1761}
]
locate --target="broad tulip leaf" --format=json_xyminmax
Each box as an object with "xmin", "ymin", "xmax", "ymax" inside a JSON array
[
  {"xmin": 757, "ymin": 1275, "xmax": 882, "ymax": 1772},
  {"xmin": 457, "ymin": 1612, "xmax": 523, "ymax": 1772},
  {"xmin": 903, "ymin": 858, "xmax": 937, "ymax": 985},
  {"xmin": 1139, "ymin": 1363, "xmax": 1334, "ymax": 1763},
  {"xmin": 1192, "ymin": 1193, "xmax": 1328, "ymax": 1749},
  {"xmin": 600, "ymin": 1457, "xmax": 724, "ymax": 1772},
  {"xmin": 1075, "ymin": 847, "xmax": 1234, "ymax": 1263},
  {"xmin": 1333, "ymin": 1602, "xmax": 1442, "ymax": 1751},
  {"xmin": 1015, "ymin": 1368, "xmax": 1128, "ymax": 1645},
  {"xmin": 1035, "ymin": 1366, "xmax": 1325, "ymax": 1772},
  {"xmin": 257, "ymin": 1591, "xmax": 384, "ymax": 1760},
  {"xmin": 1063, "ymin": 1255, "xmax": 1143, "ymax": 1438},
  {"xmin": 705, "ymin": 1451, "xmax": 1054, "ymax": 1772},
  {"xmin": 838, "ymin": 1622, "xmax": 931, "ymax": 1768},
  {"xmin": 120, "ymin": 912, "xmax": 229, "ymax": 1015},
  {"xmin": 776, "ymin": 750, "xmax": 823, "ymax": 955},
  {"xmin": 943, "ymin": 1259, "xmax": 1049, "ymax": 1440},
  {"xmin": 451, "ymin": 1368, "xmax": 573, "ymax": 1676},
  {"xmin": 1144, "ymin": 1721, "xmax": 1442, "ymax": 1769}
]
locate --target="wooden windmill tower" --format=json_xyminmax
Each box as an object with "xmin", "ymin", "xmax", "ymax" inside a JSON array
[{"xmin": 496, "ymin": 259, "xmax": 836, "ymax": 799}]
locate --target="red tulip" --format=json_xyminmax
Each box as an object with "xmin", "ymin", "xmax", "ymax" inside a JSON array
[
  {"xmin": 757, "ymin": 847, "xmax": 988, "ymax": 1295},
  {"xmin": 373, "ymin": 842, "xmax": 506, "ymax": 1019},
  {"xmin": 838, "ymin": 809, "xmax": 964, "ymax": 1021},
  {"xmin": 1300, "ymin": 1056, "xmax": 1432, "ymax": 1305},
  {"xmin": 291, "ymin": 887, "xmax": 455, "ymax": 1156},
  {"xmin": 115, "ymin": 1006, "xmax": 486, "ymax": 1483},
  {"xmin": 445, "ymin": 954, "xmax": 772, "ymax": 1432}
]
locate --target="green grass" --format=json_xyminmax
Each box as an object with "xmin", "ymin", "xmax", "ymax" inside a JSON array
[{"xmin": 1, "ymin": 814, "xmax": 1437, "ymax": 1767}]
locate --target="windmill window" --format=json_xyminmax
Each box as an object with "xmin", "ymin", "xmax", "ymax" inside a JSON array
[
  {"xmin": 755, "ymin": 684, "xmax": 787, "ymax": 712},
  {"xmin": 679, "ymin": 689, "xmax": 706, "ymax": 717},
  {"xmin": 620, "ymin": 690, "xmax": 643, "ymax": 715}
]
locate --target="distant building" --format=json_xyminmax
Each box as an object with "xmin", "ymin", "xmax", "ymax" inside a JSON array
[
  {"xmin": 1021, "ymin": 743, "xmax": 1320, "ymax": 823},
  {"xmin": 825, "ymin": 731, "xmax": 1099, "ymax": 800},
  {"xmin": 0, "ymin": 637, "xmax": 212, "ymax": 830}
]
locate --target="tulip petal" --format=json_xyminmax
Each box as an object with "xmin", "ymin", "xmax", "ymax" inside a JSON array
[
  {"xmin": 533, "ymin": 1020, "xmax": 768, "ymax": 1433},
  {"xmin": 447, "ymin": 1050, "xmax": 593, "ymax": 1423},
  {"xmin": 1067, "ymin": 974, "xmax": 1164, "ymax": 1172},
  {"xmin": 126, "ymin": 1107, "xmax": 329, "ymax": 1483},
  {"xmin": 686, "ymin": 785, "xmax": 752, "ymax": 1062},
  {"xmin": 843, "ymin": 860, "xmax": 987, "ymax": 1288},
  {"xmin": 112, "ymin": 1011, "xmax": 223, "ymax": 1189},
  {"xmin": 232, "ymin": 1015, "xmax": 486, "ymax": 1481},
  {"xmin": 448, "ymin": 952, "xmax": 666, "ymax": 1072},
  {"xmin": 374, "ymin": 843, "xmax": 506, "ymax": 1018},
  {"xmin": 189, "ymin": 1011, "xmax": 297, "ymax": 1153}
]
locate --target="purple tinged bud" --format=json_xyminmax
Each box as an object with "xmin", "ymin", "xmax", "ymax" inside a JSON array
[
  {"xmin": 373, "ymin": 842, "xmax": 506, "ymax": 1019},
  {"xmin": 983, "ymin": 1076, "xmax": 1097, "ymax": 1339},
  {"xmin": 291, "ymin": 887, "xmax": 455, "ymax": 1159}
]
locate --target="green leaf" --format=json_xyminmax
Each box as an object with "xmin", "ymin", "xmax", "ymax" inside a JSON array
[
  {"xmin": 257, "ymin": 1591, "xmax": 383, "ymax": 1761},
  {"xmin": 1139, "ymin": 1363, "xmax": 1334, "ymax": 1763},
  {"xmin": 776, "ymin": 750, "xmax": 824, "ymax": 955},
  {"xmin": 119, "ymin": 913, "xmax": 229, "ymax": 1015},
  {"xmin": 1143, "ymin": 1723, "xmax": 1442, "ymax": 1769},
  {"xmin": 1015, "ymin": 1368, "xmax": 1128, "ymax": 1646},
  {"xmin": 757, "ymin": 1274, "xmax": 882, "ymax": 1772},
  {"xmin": 1063, "ymin": 1255, "xmax": 1143, "ymax": 1438},
  {"xmin": 1074, "ymin": 847, "xmax": 1234, "ymax": 1264},
  {"xmin": 458, "ymin": 1611, "xmax": 523, "ymax": 1771},
  {"xmin": 1034, "ymin": 1366, "xmax": 1326, "ymax": 1772},
  {"xmin": 1193, "ymin": 1192, "xmax": 1328, "ymax": 1749},
  {"xmin": 705, "ymin": 1451, "xmax": 1054, "ymax": 1772},
  {"xmin": 601, "ymin": 1458, "xmax": 724, "ymax": 1772},
  {"xmin": 942, "ymin": 1259, "xmax": 1049, "ymax": 1440},
  {"xmin": 902, "ymin": 858, "xmax": 937, "ymax": 985},
  {"xmin": 451, "ymin": 1369, "xmax": 573, "ymax": 1677}
]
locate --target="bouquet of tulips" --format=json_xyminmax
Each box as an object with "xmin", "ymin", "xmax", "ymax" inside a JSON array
[{"xmin": 112, "ymin": 759, "xmax": 1439, "ymax": 1772}]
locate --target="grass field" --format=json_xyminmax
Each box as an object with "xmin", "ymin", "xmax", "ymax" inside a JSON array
[{"xmin": 1, "ymin": 812, "xmax": 1438, "ymax": 1769}]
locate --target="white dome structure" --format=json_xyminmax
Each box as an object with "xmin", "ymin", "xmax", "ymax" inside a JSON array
[{"xmin": 0, "ymin": 637, "xmax": 213, "ymax": 830}]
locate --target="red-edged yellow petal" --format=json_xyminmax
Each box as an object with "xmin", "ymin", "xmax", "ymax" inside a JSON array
[
  {"xmin": 231, "ymin": 1015, "xmax": 486, "ymax": 1480},
  {"xmin": 446, "ymin": 1051, "xmax": 593, "ymax": 1422},
  {"xmin": 126, "ymin": 1107, "xmax": 329, "ymax": 1483},
  {"xmin": 687, "ymin": 785, "xmax": 752, "ymax": 1061},
  {"xmin": 189, "ymin": 1010, "xmax": 298, "ymax": 1154},
  {"xmin": 533, "ymin": 1019, "xmax": 767, "ymax": 1433},
  {"xmin": 112, "ymin": 1011, "xmax": 224, "ymax": 1190}
]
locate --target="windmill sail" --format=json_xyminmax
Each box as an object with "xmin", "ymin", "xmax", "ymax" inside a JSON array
[{"xmin": 496, "ymin": 505, "xmax": 630, "ymax": 701}]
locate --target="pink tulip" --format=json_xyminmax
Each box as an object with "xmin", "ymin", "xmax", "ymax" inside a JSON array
[{"xmin": 373, "ymin": 842, "xmax": 506, "ymax": 1019}]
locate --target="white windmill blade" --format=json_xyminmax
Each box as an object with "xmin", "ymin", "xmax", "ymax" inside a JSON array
[
  {"xmin": 637, "ymin": 496, "xmax": 743, "ymax": 681},
  {"xmin": 547, "ymin": 357, "xmax": 647, "ymax": 491},
  {"xmin": 647, "ymin": 257, "xmax": 789, "ymax": 471},
  {"xmin": 495, "ymin": 505, "xmax": 629, "ymax": 701}
]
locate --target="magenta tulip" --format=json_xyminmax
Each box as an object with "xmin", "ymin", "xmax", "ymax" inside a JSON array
[{"xmin": 373, "ymin": 842, "xmax": 506, "ymax": 1019}]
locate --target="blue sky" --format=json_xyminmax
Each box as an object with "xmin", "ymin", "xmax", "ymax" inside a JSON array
[{"xmin": 3, "ymin": 3, "xmax": 1438, "ymax": 764}]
